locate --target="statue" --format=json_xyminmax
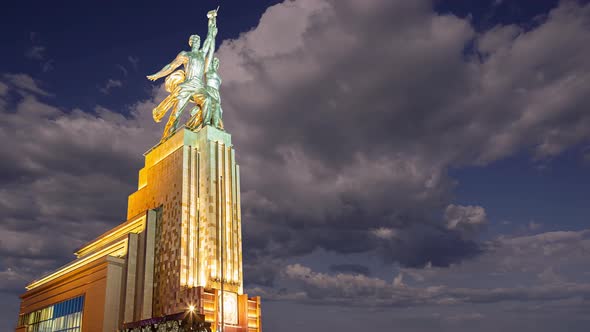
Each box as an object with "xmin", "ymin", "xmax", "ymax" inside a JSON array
[
  {"xmin": 147, "ymin": 7, "xmax": 223, "ymax": 141},
  {"xmin": 188, "ymin": 56, "xmax": 223, "ymax": 130}
]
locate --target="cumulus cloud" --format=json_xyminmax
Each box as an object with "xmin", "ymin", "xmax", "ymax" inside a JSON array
[{"xmin": 210, "ymin": 0, "xmax": 590, "ymax": 281}]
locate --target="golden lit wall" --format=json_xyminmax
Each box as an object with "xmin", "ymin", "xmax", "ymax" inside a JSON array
[
  {"xmin": 17, "ymin": 256, "xmax": 125, "ymax": 332},
  {"xmin": 127, "ymin": 127, "xmax": 244, "ymax": 317}
]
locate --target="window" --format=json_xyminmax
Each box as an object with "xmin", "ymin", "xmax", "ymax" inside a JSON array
[{"xmin": 18, "ymin": 295, "xmax": 84, "ymax": 332}]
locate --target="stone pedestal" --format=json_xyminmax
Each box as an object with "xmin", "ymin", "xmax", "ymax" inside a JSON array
[{"xmin": 127, "ymin": 126, "xmax": 258, "ymax": 331}]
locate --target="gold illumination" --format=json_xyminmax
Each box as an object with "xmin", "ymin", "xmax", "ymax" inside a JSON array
[
  {"xmin": 222, "ymin": 291, "xmax": 238, "ymax": 325},
  {"xmin": 75, "ymin": 214, "xmax": 146, "ymax": 258},
  {"xmin": 27, "ymin": 239, "xmax": 128, "ymax": 290}
]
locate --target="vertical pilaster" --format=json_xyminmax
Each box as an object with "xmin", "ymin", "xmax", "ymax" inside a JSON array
[
  {"xmin": 237, "ymin": 164, "xmax": 243, "ymax": 294},
  {"xmin": 103, "ymin": 257, "xmax": 125, "ymax": 332},
  {"xmin": 181, "ymin": 145, "xmax": 191, "ymax": 287},
  {"xmin": 141, "ymin": 210, "xmax": 157, "ymax": 319},
  {"xmin": 124, "ymin": 233, "xmax": 138, "ymax": 322}
]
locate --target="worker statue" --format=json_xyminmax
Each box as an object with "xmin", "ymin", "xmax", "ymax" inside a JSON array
[{"xmin": 147, "ymin": 8, "xmax": 223, "ymax": 141}]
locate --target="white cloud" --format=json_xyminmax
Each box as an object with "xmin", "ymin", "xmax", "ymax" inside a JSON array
[{"xmin": 372, "ymin": 227, "xmax": 397, "ymax": 240}]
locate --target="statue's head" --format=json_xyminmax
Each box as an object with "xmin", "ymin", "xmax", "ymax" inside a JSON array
[
  {"xmin": 212, "ymin": 57, "xmax": 220, "ymax": 70},
  {"xmin": 188, "ymin": 35, "xmax": 201, "ymax": 49}
]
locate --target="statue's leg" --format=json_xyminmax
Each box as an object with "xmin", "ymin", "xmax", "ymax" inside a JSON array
[
  {"xmin": 186, "ymin": 106, "xmax": 203, "ymax": 129},
  {"xmin": 211, "ymin": 104, "xmax": 222, "ymax": 128},
  {"xmin": 161, "ymin": 102, "xmax": 178, "ymax": 141},
  {"xmin": 160, "ymin": 96, "xmax": 191, "ymax": 141},
  {"xmin": 202, "ymin": 98, "xmax": 212, "ymax": 126},
  {"xmin": 172, "ymin": 95, "xmax": 192, "ymax": 121},
  {"xmin": 188, "ymin": 92, "xmax": 207, "ymax": 129}
]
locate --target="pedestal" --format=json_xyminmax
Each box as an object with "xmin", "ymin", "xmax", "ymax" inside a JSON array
[{"xmin": 127, "ymin": 126, "xmax": 259, "ymax": 331}]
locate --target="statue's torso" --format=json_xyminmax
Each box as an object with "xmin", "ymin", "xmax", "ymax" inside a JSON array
[
  {"xmin": 184, "ymin": 51, "xmax": 205, "ymax": 81},
  {"xmin": 206, "ymin": 71, "xmax": 221, "ymax": 90}
]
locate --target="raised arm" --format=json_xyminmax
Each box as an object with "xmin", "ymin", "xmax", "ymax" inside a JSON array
[
  {"xmin": 202, "ymin": 9, "xmax": 219, "ymax": 73},
  {"xmin": 202, "ymin": 10, "xmax": 218, "ymax": 56},
  {"xmin": 147, "ymin": 52, "xmax": 187, "ymax": 81}
]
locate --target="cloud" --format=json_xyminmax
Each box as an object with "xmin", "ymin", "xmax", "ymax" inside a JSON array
[
  {"xmin": 100, "ymin": 78, "xmax": 123, "ymax": 94},
  {"xmin": 283, "ymin": 263, "xmax": 391, "ymax": 300},
  {"xmin": 372, "ymin": 227, "xmax": 397, "ymax": 240},
  {"xmin": 2, "ymin": 73, "xmax": 51, "ymax": 96},
  {"xmin": 444, "ymin": 204, "xmax": 487, "ymax": 238},
  {"xmin": 25, "ymin": 46, "xmax": 46, "ymax": 60},
  {"xmin": 444, "ymin": 312, "xmax": 484, "ymax": 323},
  {"xmin": 277, "ymin": 262, "xmax": 590, "ymax": 307},
  {"xmin": 41, "ymin": 60, "xmax": 54, "ymax": 73},
  {"xmin": 264, "ymin": 229, "xmax": 590, "ymax": 309},
  {"xmin": 0, "ymin": 74, "xmax": 162, "ymax": 300},
  {"xmin": 128, "ymin": 56, "xmax": 139, "ymax": 70},
  {"xmin": 1, "ymin": 1, "xmax": 590, "ymax": 330},
  {"xmin": 329, "ymin": 264, "xmax": 371, "ymax": 276},
  {"xmin": 581, "ymin": 145, "xmax": 590, "ymax": 165},
  {"xmin": 207, "ymin": 0, "xmax": 590, "ymax": 282},
  {"xmin": 0, "ymin": 268, "xmax": 29, "ymax": 293},
  {"xmin": 528, "ymin": 221, "xmax": 542, "ymax": 231},
  {"xmin": 393, "ymin": 272, "xmax": 405, "ymax": 288},
  {"xmin": 117, "ymin": 64, "xmax": 129, "ymax": 77},
  {"xmin": 25, "ymin": 32, "xmax": 54, "ymax": 72},
  {"xmin": 0, "ymin": 82, "xmax": 7, "ymax": 97}
]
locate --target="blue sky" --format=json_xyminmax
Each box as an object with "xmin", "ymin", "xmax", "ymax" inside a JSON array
[{"xmin": 1, "ymin": 0, "xmax": 590, "ymax": 331}]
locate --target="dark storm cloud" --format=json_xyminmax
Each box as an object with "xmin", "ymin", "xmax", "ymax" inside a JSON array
[
  {"xmin": 214, "ymin": 0, "xmax": 590, "ymax": 279},
  {"xmin": 329, "ymin": 263, "xmax": 371, "ymax": 276},
  {"xmin": 247, "ymin": 229, "xmax": 590, "ymax": 311},
  {"xmin": 0, "ymin": 76, "xmax": 163, "ymax": 298}
]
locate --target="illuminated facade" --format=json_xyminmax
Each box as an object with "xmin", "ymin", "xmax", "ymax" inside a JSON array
[{"xmin": 16, "ymin": 126, "xmax": 262, "ymax": 332}]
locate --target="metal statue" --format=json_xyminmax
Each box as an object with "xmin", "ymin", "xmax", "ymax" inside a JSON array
[{"xmin": 147, "ymin": 7, "xmax": 223, "ymax": 141}]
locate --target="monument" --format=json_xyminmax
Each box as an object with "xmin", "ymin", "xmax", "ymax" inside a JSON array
[{"xmin": 15, "ymin": 8, "xmax": 262, "ymax": 332}]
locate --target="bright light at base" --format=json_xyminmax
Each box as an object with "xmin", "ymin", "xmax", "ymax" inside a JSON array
[{"xmin": 188, "ymin": 305, "xmax": 195, "ymax": 312}]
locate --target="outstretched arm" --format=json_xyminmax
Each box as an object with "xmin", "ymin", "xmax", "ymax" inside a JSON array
[{"xmin": 147, "ymin": 52, "xmax": 187, "ymax": 81}]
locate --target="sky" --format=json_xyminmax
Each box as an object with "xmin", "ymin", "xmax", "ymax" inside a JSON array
[{"xmin": 1, "ymin": 0, "xmax": 590, "ymax": 331}]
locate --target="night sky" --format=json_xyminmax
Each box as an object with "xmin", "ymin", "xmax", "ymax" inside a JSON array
[{"xmin": 1, "ymin": 0, "xmax": 590, "ymax": 331}]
